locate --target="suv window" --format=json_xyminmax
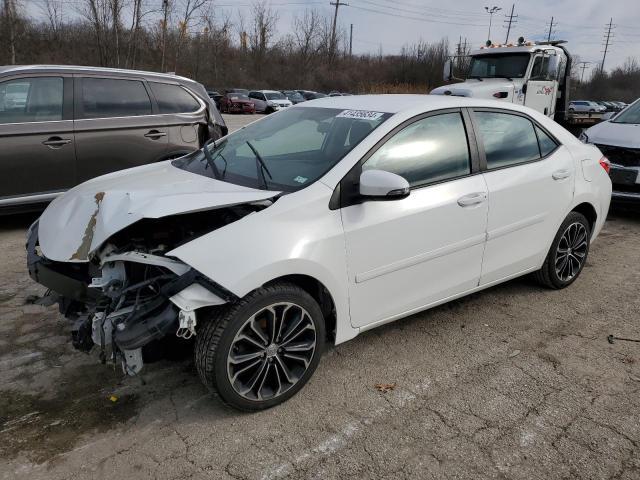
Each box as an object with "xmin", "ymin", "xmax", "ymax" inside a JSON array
[
  {"xmin": 0, "ymin": 77, "xmax": 63, "ymax": 124},
  {"xmin": 149, "ymin": 82, "xmax": 200, "ymax": 114},
  {"xmin": 535, "ymin": 125, "xmax": 558, "ymax": 156},
  {"xmin": 475, "ymin": 111, "xmax": 542, "ymax": 168},
  {"xmin": 530, "ymin": 56, "xmax": 551, "ymax": 81},
  {"xmin": 363, "ymin": 112, "xmax": 471, "ymax": 188},
  {"xmin": 80, "ymin": 77, "xmax": 152, "ymax": 119}
]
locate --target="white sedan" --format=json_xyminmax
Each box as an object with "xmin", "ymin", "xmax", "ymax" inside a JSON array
[{"xmin": 28, "ymin": 95, "xmax": 612, "ymax": 410}]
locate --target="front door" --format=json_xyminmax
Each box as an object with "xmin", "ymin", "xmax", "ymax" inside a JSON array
[
  {"xmin": 471, "ymin": 109, "xmax": 575, "ymax": 285},
  {"xmin": 524, "ymin": 54, "xmax": 558, "ymax": 117},
  {"xmin": 0, "ymin": 75, "xmax": 75, "ymax": 201},
  {"xmin": 73, "ymin": 76, "xmax": 168, "ymax": 183},
  {"xmin": 341, "ymin": 111, "xmax": 488, "ymax": 328}
]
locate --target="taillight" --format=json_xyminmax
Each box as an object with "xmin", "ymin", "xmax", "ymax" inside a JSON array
[
  {"xmin": 599, "ymin": 156, "xmax": 610, "ymax": 174},
  {"xmin": 493, "ymin": 92, "xmax": 508, "ymax": 98}
]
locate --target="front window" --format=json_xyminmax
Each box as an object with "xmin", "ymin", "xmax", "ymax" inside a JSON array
[
  {"xmin": 265, "ymin": 92, "xmax": 286, "ymax": 100},
  {"xmin": 612, "ymin": 100, "xmax": 640, "ymax": 124},
  {"xmin": 173, "ymin": 107, "xmax": 392, "ymax": 192},
  {"xmin": 468, "ymin": 53, "xmax": 531, "ymax": 79}
]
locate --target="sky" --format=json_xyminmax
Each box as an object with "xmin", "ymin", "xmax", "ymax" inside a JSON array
[{"xmin": 25, "ymin": 0, "xmax": 640, "ymax": 77}]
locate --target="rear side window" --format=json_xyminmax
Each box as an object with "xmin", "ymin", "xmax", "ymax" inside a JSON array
[
  {"xmin": 475, "ymin": 112, "xmax": 540, "ymax": 169},
  {"xmin": 535, "ymin": 125, "xmax": 558, "ymax": 156},
  {"xmin": 363, "ymin": 112, "xmax": 471, "ymax": 188},
  {"xmin": 0, "ymin": 77, "xmax": 63, "ymax": 124},
  {"xmin": 80, "ymin": 78, "xmax": 151, "ymax": 118},
  {"xmin": 149, "ymin": 82, "xmax": 200, "ymax": 114}
]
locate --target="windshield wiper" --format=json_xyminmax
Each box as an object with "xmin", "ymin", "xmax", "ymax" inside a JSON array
[
  {"xmin": 246, "ymin": 141, "xmax": 273, "ymax": 189},
  {"xmin": 468, "ymin": 76, "xmax": 484, "ymax": 81},
  {"xmin": 202, "ymin": 138, "xmax": 221, "ymax": 179}
]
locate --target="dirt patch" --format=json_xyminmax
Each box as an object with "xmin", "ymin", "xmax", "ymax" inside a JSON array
[{"xmin": 0, "ymin": 364, "xmax": 139, "ymax": 464}]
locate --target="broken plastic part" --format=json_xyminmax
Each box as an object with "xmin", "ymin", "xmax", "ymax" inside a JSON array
[{"xmin": 122, "ymin": 348, "xmax": 143, "ymax": 375}]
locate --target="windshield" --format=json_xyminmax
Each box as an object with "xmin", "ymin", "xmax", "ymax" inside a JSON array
[
  {"xmin": 468, "ymin": 53, "xmax": 531, "ymax": 79},
  {"xmin": 173, "ymin": 107, "xmax": 392, "ymax": 192},
  {"xmin": 265, "ymin": 92, "xmax": 286, "ymax": 100},
  {"xmin": 228, "ymin": 93, "xmax": 249, "ymax": 100},
  {"xmin": 284, "ymin": 91, "xmax": 304, "ymax": 101},
  {"xmin": 611, "ymin": 100, "xmax": 640, "ymax": 124}
]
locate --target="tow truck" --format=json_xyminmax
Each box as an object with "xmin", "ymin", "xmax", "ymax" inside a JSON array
[{"xmin": 431, "ymin": 37, "xmax": 603, "ymax": 134}]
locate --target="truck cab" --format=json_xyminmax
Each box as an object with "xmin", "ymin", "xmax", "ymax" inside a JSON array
[{"xmin": 431, "ymin": 38, "xmax": 570, "ymax": 122}]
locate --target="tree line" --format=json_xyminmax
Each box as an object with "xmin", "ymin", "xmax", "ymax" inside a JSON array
[{"xmin": 0, "ymin": 0, "xmax": 638, "ymax": 101}]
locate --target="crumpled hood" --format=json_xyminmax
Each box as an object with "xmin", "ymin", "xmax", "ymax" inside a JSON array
[
  {"xmin": 584, "ymin": 121, "xmax": 640, "ymax": 149},
  {"xmin": 431, "ymin": 79, "xmax": 515, "ymax": 100},
  {"xmin": 38, "ymin": 161, "xmax": 279, "ymax": 262}
]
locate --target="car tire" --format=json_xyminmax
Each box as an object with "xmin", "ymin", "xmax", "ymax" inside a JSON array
[
  {"xmin": 195, "ymin": 282, "xmax": 326, "ymax": 411},
  {"xmin": 534, "ymin": 212, "xmax": 591, "ymax": 289}
]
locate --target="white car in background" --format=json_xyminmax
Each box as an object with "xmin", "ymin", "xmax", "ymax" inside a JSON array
[
  {"xmin": 27, "ymin": 95, "xmax": 611, "ymax": 410},
  {"xmin": 248, "ymin": 90, "xmax": 292, "ymax": 113},
  {"xmin": 569, "ymin": 100, "xmax": 606, "ymax": 113},
  {"xmin": 580, "ymin": 98, "xmax": 640, "ymax": 204}
]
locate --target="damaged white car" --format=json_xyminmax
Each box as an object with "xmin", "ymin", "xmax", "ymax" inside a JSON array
[{"xmin": 28, "ymin": 95, "xmax": 611, "ymax": 410}]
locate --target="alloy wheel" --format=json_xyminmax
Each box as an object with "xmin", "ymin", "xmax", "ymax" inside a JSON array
[
  {"xmin": 227, "ymin": 302, "xmax": 317, "ymax": 401},
  {"xmin": 555, "ymin": 222, "xmax": 588, "ymax": 282}
]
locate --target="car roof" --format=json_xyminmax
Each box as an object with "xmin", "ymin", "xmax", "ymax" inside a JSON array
[
  {"xmin": 296, "ymin": 94, "xmax": 548, "ymax": 115},
  {"xmin": 0, "ymin": 64, "xmax": 197, "ymax": 83},
  {"xmin": 257, "ymin": 90, "xmax": 283, "ymax": 94}
]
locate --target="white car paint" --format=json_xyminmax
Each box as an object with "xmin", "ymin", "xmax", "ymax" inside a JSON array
[{"xmin": 35, "ymin": 94, "xmax": 612, "ymax": 349}]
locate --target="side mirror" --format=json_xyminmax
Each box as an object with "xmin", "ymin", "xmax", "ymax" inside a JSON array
[
  {"xmin": 443, "ymin": 58, "xmax": 453, "ymax": 82},
  {"xmin": 359, "ymin": 170, "xmax": 410, "ymax": 199}
]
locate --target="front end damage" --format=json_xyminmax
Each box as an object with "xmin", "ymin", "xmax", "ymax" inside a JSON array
[{"xmin": 26, "ymin": 203, "xmax": 268, "ymax": 375}]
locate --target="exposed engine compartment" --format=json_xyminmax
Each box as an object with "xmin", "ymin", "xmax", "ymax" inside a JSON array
[{"xmin": 27, "ymin": 201, "xmax": 272, "ymax": 374}]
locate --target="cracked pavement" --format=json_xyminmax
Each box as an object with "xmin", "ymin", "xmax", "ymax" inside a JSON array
[{"xmin": 1, "ymin": 115, "xmax": 639, "ymax": 480}]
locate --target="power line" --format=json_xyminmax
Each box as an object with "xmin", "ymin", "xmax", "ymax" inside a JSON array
[
  {"xmin": 600, "ymin": 18, "xmax": 615, "ymax": 73},
  {"xmin": 348, "ymin": 4, "xmax": 486, "ymax": 27},
  {"xmin": 503, "ymin": 4, "xmax": 517, "ymax": 44}
]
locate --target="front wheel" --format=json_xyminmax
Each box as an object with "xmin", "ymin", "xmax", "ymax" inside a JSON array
[
  {"xmin": 534, "ymin": 212, "xmax": 591, "ymax": 289},
  {"xmin": 195, "ymin": 283, "xmax": 325, "ymax": 411}
]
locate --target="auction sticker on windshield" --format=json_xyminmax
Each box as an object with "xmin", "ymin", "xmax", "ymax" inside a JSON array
[{"xmin": 337, "ymin": 110, "xmax": 385, "ymax": 120}]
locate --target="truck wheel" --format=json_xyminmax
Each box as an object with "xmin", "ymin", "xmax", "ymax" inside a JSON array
[
  {"xmin": 534, "ymin": 212, "xmax": 591, "ymax": 289},
  {"xmin": 195, "ymin": 283, "xmax": 325, "ymax": 411}
]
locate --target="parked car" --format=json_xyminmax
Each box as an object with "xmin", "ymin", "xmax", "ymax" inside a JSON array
[
  {"xmin": 298, "ymin": 90, "xmax": 327, "ymax": 100},
  {"xmin": 580, "ymin": 97, "xmax": 640, "ymax": 205},
  {"xmin": 207, "ymin": 90, "xmax": 223, "ymax": 110},
  {"xmin": 568, "ymin": 100, "xmax": 606, "ymax": 113},
  {"xmin": 219, "ymin": 92, "xmax": 256, "ymax": 114},
  {"xmin": 225, "ymin": 88, "xmax": 249, "ymax": 96},
  {"xmin": 0, "ymin": 65, "xmax": 227, "ymax": 213},
  {"xmin": 27, "ymin": 95, "xmax": 611, "ymax": 410},
  {"xmin": 281, "ymin": 90, "xmax": 305, "ymax": 104},
  {"xmin": 248, "ymin": 90, "xmax": 292, "ymax": 113},
  {"xmin": 328, "ymin": 91, "xmax": 352, "ymax": 96}
]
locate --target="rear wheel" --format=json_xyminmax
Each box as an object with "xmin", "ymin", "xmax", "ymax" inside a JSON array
[
  {"xmin": 534, "ymin": 212, "xmax": 591, "ymax": 289},
  {"xmin": 195, "ymin": 283, "xmax": 325, "ymax": 411}
]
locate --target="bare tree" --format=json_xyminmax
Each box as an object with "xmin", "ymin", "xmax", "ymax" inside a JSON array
[
  {"xmin": 248, "ymin": 1, "xmax": 278, "ymax": 74},
  {"xmin": 78, "ymin": 0, "xmax": 111, "ymax": 65},
  {"xmin": 173, "ymin": 0, "xmax": 208, "ymax": 71},
  {"xmin": 40, "ymin": 0, "xmax": 64, "ymax": 40},
  {"xmin": 2, "ymin": 0, "xmax": 19, "ymax": 64},
  {"xmin": 159, "ymin": 0, "xmax": 173, "ymax": 71}
]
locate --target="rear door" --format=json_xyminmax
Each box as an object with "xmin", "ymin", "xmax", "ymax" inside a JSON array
[
  {"xmin": 147, "ymin": 81, "xmax": 206, "ymax": 157},
  {"xmin": 249, "ymin": 91, "xmax": 267, "ymax": 112},
  {"xmin": 471, "ymin": 108, "xmax": 574, "ymax": 285},
  {"xmin": 74, "ymin": 75, "xmax": 168, "ymax": 182},
  {"xmin": 0, "ymin": 74, "xmax": 75, "ymax": 203}
]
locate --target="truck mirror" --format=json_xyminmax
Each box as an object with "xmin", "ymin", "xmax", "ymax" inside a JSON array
[{"xmin": 443, "ymin": 59, "xmax": 453, "ymax": 82}]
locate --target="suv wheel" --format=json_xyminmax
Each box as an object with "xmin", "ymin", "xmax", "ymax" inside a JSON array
[
  {"xmin": 195, "ymin": 283, "xmax": 325, "ymax": 411},
  {"xmin": 534, "ymin": 212, "xmax": 591, "ymax": 289}
]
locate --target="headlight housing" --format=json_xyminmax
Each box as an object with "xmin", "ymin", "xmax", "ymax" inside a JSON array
[{"xmin": 578, "ymin": 131, "xmax": 589, "ymax": 143}]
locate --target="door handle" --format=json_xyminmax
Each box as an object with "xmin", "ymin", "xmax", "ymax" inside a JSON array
[
  {"xmin": 457, "ymin": 192, "xmax": 487, "ymax": 207},
  {"xmin": 552, "ymin": 169, "xmax": 571, "ymax": 180},
  {"xmin": 144, "ymin": 130, "xmax": 167, "ymax": 139},
  {"xmin": 42, "ymin": 137, "xmax": 71, "ymax": 148}
]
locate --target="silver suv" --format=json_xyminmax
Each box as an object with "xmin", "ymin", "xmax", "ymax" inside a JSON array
[{"xmin": 0, "ymin": 65, "xmax": 227, "ymax": 213}]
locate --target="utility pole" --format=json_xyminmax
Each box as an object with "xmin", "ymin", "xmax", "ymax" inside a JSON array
[
  {"xmin": 160, "ymin": 0, "xmax": 169, "ymax": 71},
  {"xmin": 349, "ymin": 23, "xmax": 353, "ymax": 56},
  {"xmin": 600, "ymin": 18, "xmax": 615, "ymax": 73},
  {"xmin": 330, "ymin": 0, "xmax": 348, "ymax": 58},
  {"xmin": 4, "ymin": 0, "xmax": 17, "ymax": 64},
  {"xmin": 484, "ymin": 6, "xmax": 502, "ymax": 42},
  {"xmin": 503, "ymin": 4, "xmax": 517, "ymax": 44},
  {"xmin": 546, "ymin": 16, "xmax": 557, "ymax": 42},
  {"xmin": 576, "ymin": 61, "xmax": 591, "ymax": 83}
]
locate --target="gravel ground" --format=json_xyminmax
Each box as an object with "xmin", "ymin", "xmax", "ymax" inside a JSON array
[{"xmin": 0, "ymin": 114, "xmax": 639, "ymax": 480}]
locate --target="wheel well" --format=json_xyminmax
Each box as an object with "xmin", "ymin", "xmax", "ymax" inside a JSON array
[
  {"xmin": 264, "ymin": 275, "xmax": 337, "ymax": 343},
  {"xmin": 572, "ymin": 202, "xmax": 597, "ymax": 232}
]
